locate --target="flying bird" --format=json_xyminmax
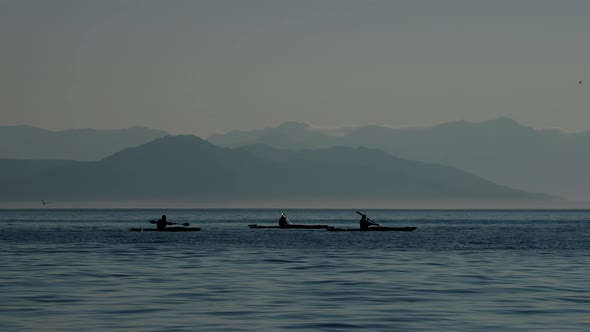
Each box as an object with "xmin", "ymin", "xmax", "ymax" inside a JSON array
[
  {"xmin": 42, "ymin": 200, "xmax": 47, "ymax": 205},
  {"xmin": 579, "ymin": 80, "xmax": 582, "ymax": 84}
]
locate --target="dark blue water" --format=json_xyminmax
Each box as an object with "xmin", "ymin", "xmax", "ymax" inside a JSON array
[{"xmin": 1, "ymin": 209, "xmax": 589, "ymax": 331}]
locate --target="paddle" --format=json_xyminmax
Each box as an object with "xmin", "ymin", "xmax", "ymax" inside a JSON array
[
  {"xmin": 355, "ymin": 211, "xmax": 380, "ymax": 227},
  {"xmin": 149, "ymin": 220, "xmax": 190, "ymax": 227}
]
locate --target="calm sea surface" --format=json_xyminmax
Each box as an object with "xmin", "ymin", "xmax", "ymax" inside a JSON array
[{"xmin": 1, "ymin": 209, "xmax": 589, "ymax": 331}]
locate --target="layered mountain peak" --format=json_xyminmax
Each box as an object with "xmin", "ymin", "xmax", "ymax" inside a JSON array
[{"xmin": 102, "ymin": 135, "xmax": 219, "ymax": 164}]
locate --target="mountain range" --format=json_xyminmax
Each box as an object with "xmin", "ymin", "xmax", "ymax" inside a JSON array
[
  {"xmin": 0, "ymin": 135, "xmax": 559, "ymax": 208},
  {"xmin": 0, "ymin": 125, "xmax": 168, "ymax": 161},
  {"xmin": 208, "ymin": 118, "xmax": 590, "ymax": 201}
]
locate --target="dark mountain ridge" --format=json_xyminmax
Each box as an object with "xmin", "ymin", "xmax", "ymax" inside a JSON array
[{"xmin": 0, "ymin": 135, "xmax": 561, "ymax": 208}]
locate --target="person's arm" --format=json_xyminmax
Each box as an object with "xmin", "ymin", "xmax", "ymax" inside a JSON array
[{"xmin": 367, "ymin": 219, "xmax": 379, "ymax": 226}]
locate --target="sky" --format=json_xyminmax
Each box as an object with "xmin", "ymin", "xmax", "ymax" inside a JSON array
[{"xmin": 1, "ymin": 0, "xmax": 589, "ymax": 137}]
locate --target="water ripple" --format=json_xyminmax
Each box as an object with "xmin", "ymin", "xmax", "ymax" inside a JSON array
[{"xmin": 1, "ymin": 209, "xmax": 590, "ymax": 331}]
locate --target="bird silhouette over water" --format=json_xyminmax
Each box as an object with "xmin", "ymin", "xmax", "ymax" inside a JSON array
[
  {"xmin": 579, "ymin": 80, "xmax": 582, "ymax": 84},
  {"xmin": 42, "ymin": 200, "xmax": 47, "ymax": 205}
]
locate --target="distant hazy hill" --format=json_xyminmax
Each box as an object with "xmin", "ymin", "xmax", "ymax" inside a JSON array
[
  {"xmin": 209, "ymin": 118, "xmax": 590, "ymax": 201},
  {"xmin": 0, "ymin": 125, "xmax": 168, "ymax": 161},
  {"xmin": 209, "ymin": 122, "xmax": 338, "ymax": 149},
  {"xmin": 0, "ymin": 135, "xmax": 560, "ymax": 208}
]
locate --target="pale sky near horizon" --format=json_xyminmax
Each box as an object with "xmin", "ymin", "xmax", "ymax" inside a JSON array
[{"xmin": 1, "ymin": 0, "xmax": 589, "ymax": 137}]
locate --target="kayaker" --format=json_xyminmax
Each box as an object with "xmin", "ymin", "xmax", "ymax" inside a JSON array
[
  {"xmin": 279, "ymin": 213, "xmax": 292, "ymax": 227},
  {"xmin": 359, "ymin": 213, "xmax": 378, "ymax": 230},
  {"xmin": 156, "ymin": 214, "xmax": 172, "ymax": 231}
]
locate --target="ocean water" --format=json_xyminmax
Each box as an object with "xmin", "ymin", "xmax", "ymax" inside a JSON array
[{"xmin": 1, "ymin": 209, "xmax": 589, "ymax": 331}]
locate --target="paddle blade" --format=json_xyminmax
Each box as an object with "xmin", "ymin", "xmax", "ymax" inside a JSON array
[
  {"xmin": 149, "ymin": 220, "xmax": 157, "ymax": 224},
  {"xmin": 355, "ymin": 211, "xmax": 363, "ymax": 216}
]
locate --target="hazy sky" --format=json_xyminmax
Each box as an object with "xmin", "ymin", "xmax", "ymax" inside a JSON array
[{"xmin": 1, "ymin": 0, "xmax": 589, "ymax": 137}]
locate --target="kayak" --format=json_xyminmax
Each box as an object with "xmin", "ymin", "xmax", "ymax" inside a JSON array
[
  {"xmin": 248, "ymin": 224, "xmax": 329, "ymax": 229},
  {"xmin": 129, "ymin": 227, "xmax": 201, "ymax": 232},
  {"xmin": 326, "ymin": 226, "xmax": 417, "ymax": 232}
]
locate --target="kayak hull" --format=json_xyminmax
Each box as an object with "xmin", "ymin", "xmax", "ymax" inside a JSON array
[
  {"xmin": 327, "ymin": 226, "xmax": 417, "ymax": 232},
  {"xmin": 248, "ymin": 224, "xmax": 328, "ymax": 229},
  {"xmin": 129, "ymin": 227, "xmax": 201, "ymax": 232}
]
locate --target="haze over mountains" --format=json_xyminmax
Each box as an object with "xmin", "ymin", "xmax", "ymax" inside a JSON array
[
  {"xmin": 1, "ymin": 118, "xmax": 587, "ymax": 207},
  {"xmin": 0, "ymin": 135, "xmax": 558, "ymax": 208},
  {"xmin": 0, "ymin": 125, "xmax": 168, "ymax": 161},
  {"xmin": 209, "ymin": 118, "xmax": 590, "ymax": 201}
]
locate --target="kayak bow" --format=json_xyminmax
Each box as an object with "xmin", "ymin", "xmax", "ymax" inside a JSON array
[
  {"xmin": 129, "ymin": 227, "xmax": 202, "ymax": 232},
  {"xmin": 248, "ymin": 224, "xmax": 329, "ymax": 229},
  {"xmin": 326, "ymin": 226, "xmax": 416, "ymax": 232}
]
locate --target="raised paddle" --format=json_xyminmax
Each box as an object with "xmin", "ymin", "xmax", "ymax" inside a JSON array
[
  {"xmin": 355, "ymin": 211, "xmax": 380, "ymax": 226},
  {"xmin": 149, "ymin": 220, "xmax": 190, "ymax": 227}
]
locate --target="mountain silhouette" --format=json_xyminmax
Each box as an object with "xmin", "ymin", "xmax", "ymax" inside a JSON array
[
  {"xmin": 0, "ymin": 135, "xmax": 560, "ymax": 208},
  {"xmin": 0, "ymin": 125, "xmax": 168, "ymax": 161},
  {"xmin": 208, "ymin": 121, "xmax": 336, "ymax": 149},
  {"xmin": 209, "ymin": 118, "xmax": 590, "ymax": 201}
]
